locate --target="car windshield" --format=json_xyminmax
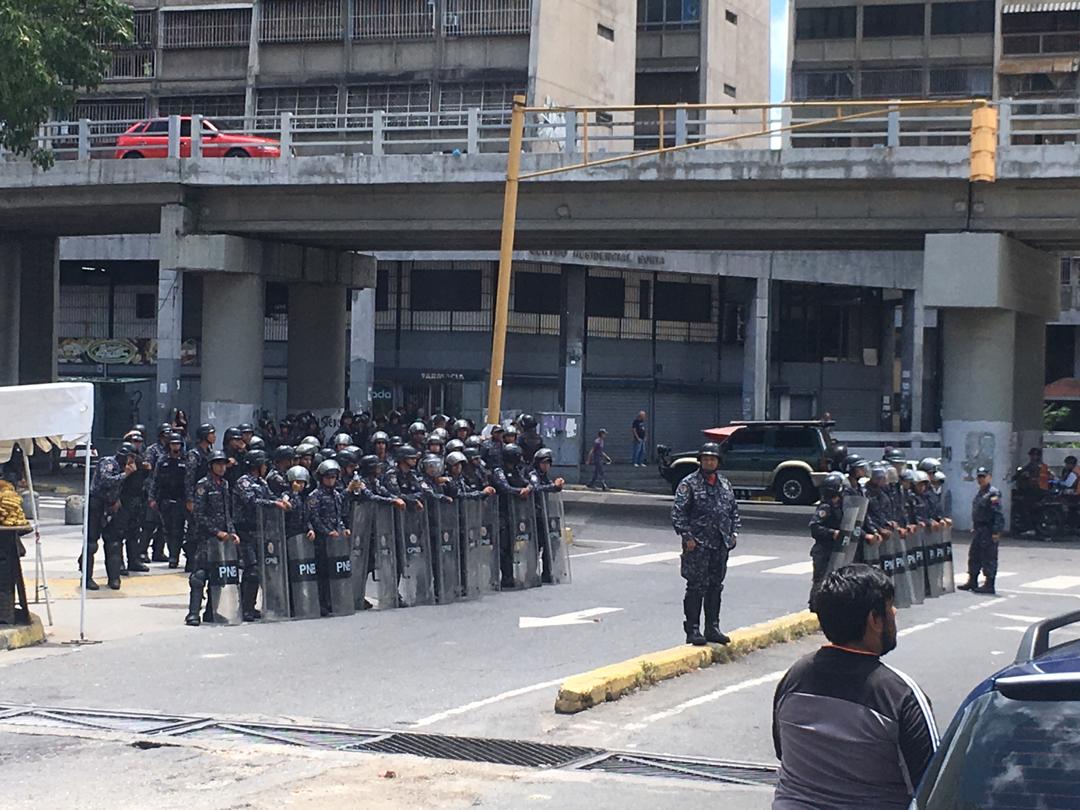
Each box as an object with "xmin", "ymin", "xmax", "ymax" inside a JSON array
[{"xmin": 915, "ymin": 689, "xmax": 1080, "ymax": 809}]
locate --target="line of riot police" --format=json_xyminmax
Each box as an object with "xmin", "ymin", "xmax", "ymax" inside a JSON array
[{"xmin": 808, "ymin": 450, "xmax": 956, "ymax": 612}]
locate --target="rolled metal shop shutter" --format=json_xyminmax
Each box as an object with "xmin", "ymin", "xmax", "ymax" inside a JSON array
[
  {"xmin": 583, "ymin": 387, "xmax": 649, "ymax": 463},
  {"xmin": 653, "ymin": 391, "xmax": 719, "ymax": 454}
]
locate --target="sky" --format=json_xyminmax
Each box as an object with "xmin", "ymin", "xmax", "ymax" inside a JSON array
[{"xmin": 770, "ymin": 0, "xmax": 789, "ymax": 103}]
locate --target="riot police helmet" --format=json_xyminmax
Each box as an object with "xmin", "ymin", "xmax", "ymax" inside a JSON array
[
  {"xmin": 445, "ymin": 450, "xmax": 467, "ymax": 469},
  {"xmin": 900, "ymin": 469, "xmax": 915, "ymax": 482},
  {"xmin": 344, "ymin": 445, "xmax": 360, "ymax": 456},
  {"xmin": 157, "ymin": 422, "xmax": 173, "ymax": 437},
  {"xmin": 166, "ymin": 432, "xmax": 184, "ymax": 445},
  {"xmin": 445, "ymin": 439, "xmax": 466, "ymax": 454},
  {"xmin": 286, "ymin": 465, "xmax": 310, "ymax": 484},
  {"xmin": 452, "ymin": 418, "xmax": 471, "ymax": 435},
  {"xmin": 463, "ymin": 447, "xmax": 482, "ymax": 462},
  {"xmin": 195, "ymin": 423, "xmax": 216, "ymax": 441},
  {"xmin": 869, "ymin": 463, "xmax": 888, "ymax": 481},
  {"xmin": 820, "ymin": 472, "xmax": 845, "ymax": 494},
  {"xmin": 336, "ymin": 449, "xmax": 358, "ymax": 467},
  {"xmin": 501, "ymin": 444, "xmax": 524, "ymax": 468},
  {"xmin": 359, "ymin": 455, "xmax": 383, "ymax": 476},
  {"xmin": 397, "ymin": 445, "xmax": 421, "ymax": 463},
  {"xmin": 300, "ymin": 435, "xmax": 320, "ymax": 447},
  {"xmin": 237, "ymin": 422, "xmax": 254, "ymax": 434},
  {"xmin": 370, "ymin": 430, "xmax": 390, "ymax": 445},
  {"xmin": 116, "ymin": 442, "xmax": 138, "ymax": 458},
  {"xmin": 123, "ymin": 430, "xmax": 144, "ymax": 444},
  {"xmin": 830, "ymin": 444, "xmax": 848, "ymax": 463},
  {"xmin": 520, "ymin": 413, "xmax": 538, "ymax": 431},
  {"xmin": 245, "ymin": 450, "xmax": 268, "ymax": 471},
  {"xmin": 333, "ymin": 432, "xmax": 353, "ymax": 448},
  {"xmin": 296, "ymin": 443, "xmax": 317, "ymax": 458},
  {"xmin": 247, "ymin": 436, "xmax": 266, "ymax": 452},
  {"xmin": 912, "ymin": 470, "xmax": 930, "ymax": 485},
  {"xmin": 502, "ymin": 420, "xmax": 518, "ymax": 436},
  {"xmin": 917, "ymin": 457, "xmax": 941, "ymax": 473},
  {"xmin": 431, "ymin": 427, "xmax": 449, "ymax": 443},
  {"xmin": 421, "ymin": 453, "xmax": 444, "ymax": 477},
  {"xmin": 534, "ymin": 448, "xmax": 554, "ymax": 464},
  {"xmin": 490, "ymin": 424, "xmax": 504, "ymax": 436},
  {"xmin": 843, "ymin": 453, "xmax": 865, "ymax": 473},
  {"xmin": 321, "ymin": 448, "xmax": 337, "ymax": 461},
  {"xmin": 409, "ymin": 421, "xmax": 428, "ymax": 436},
  {"xmin": 389, "ymin": 436, "xmax": 405, "ymax": 450},
  {"xmin": 698, "ymin": 442, "xmax": 723, "ymax": 460},
  {"xmin": 933, "ymin": 471, "xmax": 947, "ymax": 484},
  {"xmin": 465, "ymin": 435, "xmax": 483, "ymax": 449},
  {"xmin": 132, "ymin": 424, "xmax": 147, "ymax": 435},
  {"xmin": 208, "ymin": 450, "xmax": 228, "ymax": 465},
  {"xmin": 883, "ymin": 448, "xmax": 907, "ymax": 464},
  {"xmin": 316, "ymin": 459, "xmax": 341, "ymax": 478},
  {"xmin": 223, "ymin": 426, "xmax": 243, "ymax": 442},
  {"xmin": 272, "ymin": 446, "xmax": 296, "ymax": 464},
  {"xmin": 433, "ymin": 414, "xmax": 449, "ymax": 427}
]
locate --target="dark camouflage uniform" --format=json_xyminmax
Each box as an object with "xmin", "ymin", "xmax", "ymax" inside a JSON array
[
  {"xmin": 266, "ymin": 468, "xmax": 288, "ymax": 497},
  {"xmin": 808, "ymin": 497, "xmax": 845, "ymax": 593},
  {"xmin": 307, "ymin": 483, "xmax": 347, "ymax": 613},
  {"xmin": 383, "ymin": 465, "xmax": 432, "ymax": 507},
  {"xmin": 149, "ymin": 454, "xmax": 187, "ymax": 563},
  {"xmin": 969, "ymin": 484, "xmax": 1005, "ymax": 582},
  {"xmin": 865, "ymin": 484, "xmax": 895, "ymax": 534},
  {"xmin": 492, "ymin": 465, "xmax": 532, "ymax": 583},
  {"xmin": 188, "ymin": 474, "xmax": 235, "ymax": 616},
  {"xmin": 282, "ymin": 488, "xmax": 311, "ymax": 537},
  {"xmin": 671, "ymin": 469, "xmax": 740, "ymax": 596},
  {"xmin": 234, "ymin": 473, "xmax": 278, "ymax": 592},
  {"xmin": 87, "ymin": 455, "xmax": 129, "ymax": 581}
]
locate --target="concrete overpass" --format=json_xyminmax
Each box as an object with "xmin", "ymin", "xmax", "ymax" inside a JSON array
[{"xmin": 2, "ymin": 146, "xmax": 1080, "ymax": 251}]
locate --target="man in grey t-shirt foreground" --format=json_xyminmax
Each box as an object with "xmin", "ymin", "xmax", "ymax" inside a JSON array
[{"xmin": 772, "ymin": 564, "xmax": 939, "ymax": 809}]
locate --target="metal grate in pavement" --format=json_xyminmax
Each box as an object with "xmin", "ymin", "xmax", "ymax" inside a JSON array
[
  {"xmin": 353, "ymin": 731, "xmax": 600, "ymax": 768},
  {"xmin": 580, "ymin": 752, "xmax": 779, "ymax": 786},
  {"xmin": 0, "ymin": 705, "xmax": 192, "ymax": 735},
  {"xmin": 167, "ymin": 721, "xmax": 383, "ymax": 750}
]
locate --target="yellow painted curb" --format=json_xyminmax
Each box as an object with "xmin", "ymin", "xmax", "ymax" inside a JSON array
[
  {"xmin": 554, "ymin": 610, "xmax": 820, "ymax": 714},
  {"xmin": 47, "ymin": 573, "xmax": 189, "ymax": 600},
  {"xmin": 0, "ymin": 612, "xmax": 46, "ymax": 651}
]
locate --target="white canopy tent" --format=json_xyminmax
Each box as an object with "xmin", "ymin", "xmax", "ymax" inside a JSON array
[{"xmin": 0, "ymin": 383, "xmax": 95, "ymax": 639}]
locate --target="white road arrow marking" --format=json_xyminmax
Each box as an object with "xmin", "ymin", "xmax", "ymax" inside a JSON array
[{"xmin": 519, "ymin": 607, "xmax": 623, "ymax": 629}]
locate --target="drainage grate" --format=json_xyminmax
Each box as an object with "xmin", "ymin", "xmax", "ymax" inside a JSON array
[
  {"xmin": 581, "ymin": 752, "xmax": 779, "ymax": 786},
  {"xmin": 354, "ymin": 732, "xmax": 600, "ymax": 769},
  {"xmin": 0, "ymin": 703, "xmax": 777, "ymax": 786}
]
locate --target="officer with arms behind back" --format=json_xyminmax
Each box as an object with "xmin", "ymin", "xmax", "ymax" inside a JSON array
[
  {"xmin": 671, "ymin": 442, "xmax": 740, "ymax": 646},
  {"xmin": 959, "ymin": 465, "xmax": 1004, "ymax": 594}
]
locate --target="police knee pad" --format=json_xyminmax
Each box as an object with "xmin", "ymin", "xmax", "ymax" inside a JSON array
[{"xmin": 189, "ymin": 569, "xmax": 207, "ymax": 588}]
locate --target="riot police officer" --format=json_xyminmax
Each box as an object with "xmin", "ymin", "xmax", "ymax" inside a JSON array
[
  {"xmin": 408, "ymin": 421, "xmax": 428, "ymax": 452},
  {"xmin": 144, "ymin": 423, "xmax": 174, "ymax": 560},
  {"xmin": 283, "ymin": 465, "xmax": 314, "ymax": 540},
  {"xmin": 480, "ymin": 424, "xmax": 504, "ymax": 468},
  {"xmin": 865, "ymin": 463, "xmax": 896, "ymax": 542},
  {"xmin": 463, "ymin": 447, "xmax": 491, "ymax": 490},
  {"xmin": 354, "ymin": 455, "xmax": 406, "ymax": 509},
  {"xmin": 116, "ymin": 430, "xmax": 151, "ymax": 573},
  {"xmin": 529, "ymin": 448, "xmax": 565, "ymax": 584},
  {"xmin": 445, "ymin": 450, "xmax": 495, "ymax": 500},
  {"xmin": 183, "ymin": 423, "xmax": 216, "ymax": 572},
  {"xmin": 492, "ymin": 443, "xmax": 531, "ymax": 589},
  {"xmin": 186, "ymin": 451, "xmax": 237, "ymax": 626},
  {"xmin": 808, "ymin": 471, "xmax": 846, "ymax": 606},
  {"xmin": 518, "ymin": 414, "xmax": 544, "ymax": 464},
  {"xmin": 223, "ymin": 427, "xmax": 247, "ymax": 487},
  {"xmin": 451, "ymin": 419, "xmax": 472, "ymax": 443},
  {"xmin": 671, "ymin": 442, "xmax": 740, "ymax": 646},
  {"xmin": 234, "ymin": 450, "xmax": 290, "ymax": 621},
  {"xmin": 84, "ymin": 442, "xmax": 138, "ymax": 590},
  {"xmin": 307, "ymin": 459, "xmax": 350, "ymax": 616},
  {"xmin": 148, "ymin": 433, "xmax": 187, "ymax": 568},
  {"xmin": 368, "ymin": 430, "xmax": 390, "ymax": 462},
  {"xmin": 267, "ymin": 446, "xmax": 295, "ymax": 496},
  {"xmin": 960, "ymin": 466, "xmax": 1004, "ymax": 594},
  {"xmin": 383, "ymin": 446, "xmax": 431, "ymax": 509}
]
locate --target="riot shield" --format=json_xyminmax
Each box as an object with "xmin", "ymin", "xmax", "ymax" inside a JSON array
[
  {"xmin": 539, "ymin": 491, "xmax": 571, "ymax": 585},
  {"xmin": 371, "ymin": 502, "xmax": 400, "ymax": 610},
  {"xmin": 431, "ymin": 498, "xmax": 462, "ymax": 604},
  {"xmin": 351, "ymin": 500, "xmax": 375, "ymax": 610},
  {"xmin": 891, "ymin": 531, "xmax": 913, "ymax": 609},
  {"xmin": 827, "ymin": 496, "xmax": 867, "ymax": 574},
  {"xmin": 941, "ymin": 522, "xmax": 956, "ymax": 594},
  {"xmin": 206, "ymin": 536, "xmax": 242, "ymax": 625},
  {"xmin": 324, "ymin": 532, "xmax": 355, "ymax": 617},
  {"xmin": 879, "ymin": 533, "xmax": 896, "ymax": 585},
  {"xmin": 398, "ymin": 506, "xmax": 435, "ymax": 606},
  {"xmin": 925, "ymin": 523, "xmax": 944, "ymax": 599},
  {"xmin": 256, "ymin": 505, "xmax": 290, "ymax": 622},
  {"xmin": 862, "ymin": 524, "xmax": 882, "ymax": 567},
  {"xmin": 478, "ymin": 495, "xmax": 501, "ymax": 593},
  {"xmin": 909, "ymin": 525, "xmax": 927, "ymax": 604},
  {"xmin": 508, "ymin": 493, "xmax": 541, "ymax": 589},
  {"xmin": 286, "ymin": 532, "xmax": 321, "ymax": 620},
  {"xmin": 459, "ymin": 498, "xmax": 484, "ymax": 600}
]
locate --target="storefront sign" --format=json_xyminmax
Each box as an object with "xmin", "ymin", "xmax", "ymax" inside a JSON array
[{"xmin": 58, "ymin": 337, "xmax": 199, "ymax": 366}]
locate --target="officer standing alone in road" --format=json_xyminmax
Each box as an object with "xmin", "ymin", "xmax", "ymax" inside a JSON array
[
  {"xmin": 959, "ymin": 466, "xmax": 1004, "ymax": 594},
  {"xmin": 671, "ymin": 442, "xmax": 740, "ymax": 646}
]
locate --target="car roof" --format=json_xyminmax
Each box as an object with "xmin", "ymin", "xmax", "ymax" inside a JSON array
[{"xmin": 729, "ymin": 420, "xmax": 836, "ymax": 428}]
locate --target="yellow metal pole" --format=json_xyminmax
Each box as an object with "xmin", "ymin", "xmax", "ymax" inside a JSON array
[{"xmin": 485, "ymin": 94, "xmax": 527, "ymax": 425}]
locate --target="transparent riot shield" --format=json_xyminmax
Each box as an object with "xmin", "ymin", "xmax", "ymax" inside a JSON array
[
  {"xmin": 351, "ymin": 500, "xmax": 375, "ymax": 610},
  {"xmin": 908, "ymin": 525, "xmax": 927, "ymax": 604},
  {"xmin": 398, "ymin": 505, "xmax": 434, "ymax": 606},
  {"xmin": 431, "ymin": 498, "xmax": 462, "ymax": 604},
  {"xmin": 539, "ymin": 491, "xmax": 571, "ymax": 585},
  {"xmin": 478, "ymin": 495, "xmax": 501, "ymax": 593},
  {"xmin": 371, "ymin": 502, "xmax": 400, "ymax": 610},
  {"xmin": 256, "ymin": 505, "xmax": 290, "ymax": 622},
  {"xmin": 206, "ymin": 536, "xmax": 242, "ymax": 625},
  {"xmin": 286, "ymin": 532, "xmax": 321, "ymax": 620},
  {"xmin": 891, "ymin": 531, "xmax": 914, "ymax": 609},
  {"xmin": 508, "ymin": 493, "xmax": 541, "ymax": 589},
  {"xmin": 925, "ymin": 524, "xmax": 944, "ymax": 599},
  {"xmin": 879, "ymin": 533, "xmax": 896, "ymax": 586},
  {"xmin": 942, "ymin": 522, "xmax": 956, "ymax": 594},
  {"xmin": 828, "ymin": 495, "xmax": 867, "ymax": 574},
  {"xmin": 459, "ymin": 498, "xmax": 483, "ymax": 600},
  {"xmin": 324, "ymin": 532, "xmax": 355, "ymax": 617}
]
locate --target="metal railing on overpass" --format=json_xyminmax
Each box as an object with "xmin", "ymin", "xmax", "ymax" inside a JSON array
[{"xmin": 10, "ymin": 97, "xmax": 1077, "ymax": 164}]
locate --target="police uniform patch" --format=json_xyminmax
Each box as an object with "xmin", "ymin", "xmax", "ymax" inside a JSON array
[
  {"xmin": 817, "ymin": 508, "xmax": 829, "ymax": 518},
  {"xmin": 196, "ymin": 486, "xmax": 205, "ymax": 496}
]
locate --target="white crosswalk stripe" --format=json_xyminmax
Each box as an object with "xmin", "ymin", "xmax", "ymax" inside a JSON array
[
  {"xmin": 727, "ymin": 554, "xmax": 779, "ymax": 568},
  {"xmin": 954, "ymin": 571, "xmax": 1016, "ymax": 585},
  {"xmin": 605, "ymin": 551, "xmax": 681, "ymax": 566},
  {"xmin": 762, "ymin": 561, "xmax": 814, "ymax": 576},
  {"xmin": 1020, "ymin": 575, "xmax": 1080, "ymax": 591}
]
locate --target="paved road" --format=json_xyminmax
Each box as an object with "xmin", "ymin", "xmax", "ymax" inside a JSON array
[{"xmin": 5, "ymin": 495, "xmax": 1080, "ymax": 807}]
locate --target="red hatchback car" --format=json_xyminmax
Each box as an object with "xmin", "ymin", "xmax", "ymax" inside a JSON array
[{"xmin": 114, "ymin": 117, "xmax": 281, "ymax": 159}]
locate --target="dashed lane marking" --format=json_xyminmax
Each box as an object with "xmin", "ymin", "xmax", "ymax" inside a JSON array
[
  {"xmin": 1020, "ymin": 575, "xmax": 1080, "ymax": 591},
  {"xmin": 569, "ymin": 542, "xmax": 647, "ymax": 560},
  {"xmin": 726, "ymin": 555, "xmax": 779, "ymax": 568},
  {"xmin": 604, "ymin": 551, "xmax": 681, "ymax": 566},
  {"xmin": 762, "ymin": 561, "xmax": 814, "ymax": 576},
  {"xmin": 622, "ymin": 670, "xmax": 787, "ymax": 731}
]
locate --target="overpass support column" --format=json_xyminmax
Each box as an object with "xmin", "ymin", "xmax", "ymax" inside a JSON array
[
  {"xmin": 288, "ymin": 283, "xmax": 346, "ymax": 428},
  {"xmin": 200, "ymin": 273, "xmax": 264, "ymax": 430},
  {"xmin": 0, "ymin": 236, "xmax": 58, "ymax": 386},
  {"xmin": 900, "ymin": 289, "xmax": 925, "ymax": 434},
  {"xmin": 925, "ymin": 233, "xmax": 1056, "ymax": 530},
  {"xmin": 349, "ymin": 287, "xmax": 376, "ymax": 414},
  {"xmin": 559, "ymin": 265, "xmax": 586, "ymax": 415},
  {"xmin": 742, "ymin": 276, "xmax": 770, "ymax": 421},
  {"xmin": 157, "ymin": 205, "xmax": 191, "ymax": 423}
]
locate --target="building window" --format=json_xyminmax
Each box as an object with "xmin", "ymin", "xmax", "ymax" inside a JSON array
[
  {"xmin": 158, "ymin": 95, "xmax": 246, "ymax": 120},
  {"xmin": 161, "ymin": 8, "xmax": 252, "ymax": 48},
  {"xmin": 725, "ymin": 9, "xmax": 738, "ymax": 24},
  {"xmin": 585, "ymin": 276, "xmax": 625, "ymax": 318},
  {"xmin": 597, "ymin": 23, "xmax": 615, "ymax": 41},
  {"xmin": 722, "ymin": 301, "xmax": 745, "ymax": 344},
  {"xmin": 637, "ymin": 0, "xmax": 702, "ymax": 31},
  {"xmin": 1062, "ymin": 258, "xmax": 1073, "ymax": 286},
  {"xmin": 862, "ymin": 4, "xmax": 925, "ymax": 38},
  {"xmin": 776, "ymin": 284, "xmax": 875, "ymax": 363},
  {"xmin": 353, "ymin": 0, "xmax": 435, "ymax": 40},
  {"xmin": 347, "ymin": 83, "xmax": 432, "ymax": 126},
  {"xmin": 438, "ymin": 79, "xmax": 526, "ymax": 124},
  {"xmin": 794, "ymin": 6, "xmax": 856, "ymax": 40},
  {"xmin": 411, "ymin": 267, "xmax": 482, "ymax": 311},
  {"xmin": 135, "ymin": 293, "xmax": 155, "ymax": 320},
  {"xmin": 444, "ymin": 0, "xmax": 532, "ymax": 36},
  {"xmin": 103, "ymin": 10, "xmax": 157, "ymax": 79},
  {"xmin": 929, "ymin": 66, "xmax": 992, "ymax": 97},
  {"xmin": 255, "ymin": 86, "xmax": 339, "ymax": 128},
  {"xmin": 723, "ymin": 83, "xmax": 737, "ymax": 98},
  {"xmin": 1002, "ymin": 10, "xmax": 1080, "ymax": 56},
  {"xmin": 375, "ymin": 269, "xmax": 391, "ymax": 312},
  {"xmin": 860, "ymin": 68, "xmax": 923, "ymax": 98},
  {"xmin": 513, "ymin": 272, "xmax": 560, "ymax": 315},
  {"xmin": 791, "ymin": 70, "xmax": 855, "ymax": 100},
  {"xmin": 931, "ymin": 1, "xmax": 994, "ymax": 35},
  {"xmin": 260, "ymin": 0, "xmax": 343, "ymax": 43},
  {"xmin": 71, "ymin": 98, "xmax": 147, "ymax": 134},
  {"xmin": 639, "ymin": 279, "xmax": 652, "ymax": 320},
  {"xmin": 655, "ymin": 281, "xmax": 711, "ymax": 323}
]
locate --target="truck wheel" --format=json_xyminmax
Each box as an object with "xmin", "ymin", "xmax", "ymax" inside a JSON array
[{"xmin": 775, "ymin": 470, "xmax": 814, "ymax": 506}]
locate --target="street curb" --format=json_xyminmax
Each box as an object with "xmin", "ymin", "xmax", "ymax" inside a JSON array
[
  {"xmin": 0, "ymin": 613, "xmax": 46, "ymax": 651},
  {"xmin": 48, "ymin": 573, "xmax": 189, "ymax": 600},
  {"xmin": 554, "ymin": 610, "xmax": 820, "ymax": 714}
]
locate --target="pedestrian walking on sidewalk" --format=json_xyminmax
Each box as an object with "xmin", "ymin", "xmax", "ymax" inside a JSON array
[
  {"xmin": 631, "ymin": 410, "xmax": 648, "ymax": 467},
  {"xmin": 586, "ymin": 429, "xmax": 611, "ymax": 491}
]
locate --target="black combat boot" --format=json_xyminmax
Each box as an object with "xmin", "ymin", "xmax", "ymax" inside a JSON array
[
  {"xmin": 185, "ymin": 584, "xmax": 202, "ymax": 627},
  {"xmin": 973, "ymin": 577, "xmax": 996, "ymax": 595},
  {"xmin": 683, "ymin": 593, "xmax": 706, "ymax": 646},
  {"xmin": 703, "ymin": 590, "xmax": 730, "ymax": 645},
  {"xmin": 957, "ymin": 576, "xmax": 977, "ymax": 591},
  {"xmin": 82, "ymin": 550, "xmax": 99, "ymax": 591},
  {"xmin": 241, "ymin": 579, "xmax": 261, "ymax": 622}
]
